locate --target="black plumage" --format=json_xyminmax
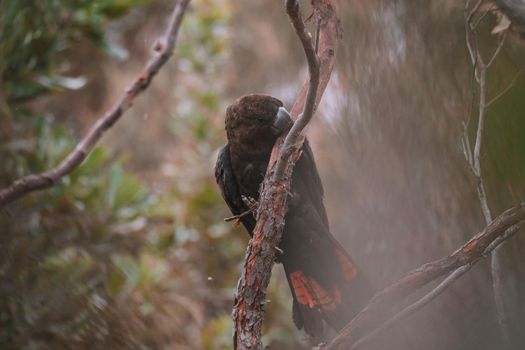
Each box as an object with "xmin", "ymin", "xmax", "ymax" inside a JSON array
[{"xmin": 215, "ymin": 94, "xmax": 370, "ymax": 339}]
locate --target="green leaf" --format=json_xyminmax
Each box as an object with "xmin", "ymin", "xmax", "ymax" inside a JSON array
[
  {"xmin": 73, "ymin": 147, "xmax": 109, "ymax": 177},
  {"xmin": 106, "ymin": 163, "xmax": 124, "ymax": 208}
]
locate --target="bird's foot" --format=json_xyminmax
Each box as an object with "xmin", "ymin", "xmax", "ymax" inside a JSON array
[
  {"xmin": 241, "ymin": 195, "xmax": 259, "ymax": 212},
  {"xmin": 223, "ymin": 196, "xmax": 259, "ymax": 229},
  {"xmin": 274, "ymin": 246, "xmax": 284, "ymax": 263}
]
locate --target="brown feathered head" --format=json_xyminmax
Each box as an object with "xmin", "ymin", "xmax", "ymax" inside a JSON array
[{"xmin": 225, "ymin": 94, "xmax": 292, "ymax": 154}]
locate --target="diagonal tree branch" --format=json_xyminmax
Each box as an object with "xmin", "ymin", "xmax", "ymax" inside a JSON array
[
  {"xmin": 350, "ymin": 264, "xmax": 474, "ymax": 350},
  {"xmin": 325, "ymin": 202, "xmax": 525, "ymax": 350},
  {"xmin": 347, "ymin": 221, "xmax": 523, "ymax": 350},
  {"xmin": 0, "ymin": 0, "xmax": 191, "ymax": 207},
  {"xmin": 232, "ymin": 1, "xmax": 340, "ymax": 349}
]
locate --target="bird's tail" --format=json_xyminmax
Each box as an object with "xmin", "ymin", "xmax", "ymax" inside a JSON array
[{"xmin": 281, "ymin": 238, "xmax": 371, "ymax": 339}]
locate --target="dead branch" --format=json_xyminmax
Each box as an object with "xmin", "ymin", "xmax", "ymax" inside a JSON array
[
  {"xmin": 350, "ymin": 264, "xmax": 473, "ymax": 350},
  {"xmin": 348, "ymin": 221, "xmax": 523, "ymax": 350},
  {"xmin": 463, "ymin": 3, "xmax": 511, "ymax": 344},
  {"xmin": 324, "ymin": 202, "xmax": 525, "ymax": 350},
  {"xmin": 232, "ymin": 1, "xmax": 340, "ymax": 349},
  {"xmin": 0, "ymin": 0, "xmax": 191, "ymax": 207},
  {"xmin": 485, "ymin": 63, "xmax": 525, "ymax": 107}
]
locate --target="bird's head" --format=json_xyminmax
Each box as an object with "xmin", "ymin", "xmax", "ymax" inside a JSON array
[{"xmin": 225, "ymin": 94, "xmax": 293, "ymax": 154}]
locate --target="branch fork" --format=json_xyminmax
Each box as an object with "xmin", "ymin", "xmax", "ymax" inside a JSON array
[{"xmin": 232, "ymin": 1, "xmax": 340, "ymax": 349}]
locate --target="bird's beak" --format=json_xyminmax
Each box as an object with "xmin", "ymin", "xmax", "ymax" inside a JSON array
[{"xmin": 272, "ymin": 107, "xmax": 293, "ymax": 135}]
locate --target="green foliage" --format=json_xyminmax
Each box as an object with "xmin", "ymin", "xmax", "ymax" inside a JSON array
[
  {"xmin": 0, "ymin": 1, "xmax": 303, "ymax": 348},
  {"xmin": 0, "ymin": 0, "xmax": 148, "ymax": 103},
  {"xmin": 0, "ymin": 0, "xmax": 154, "ymax": 348},
  {"xmin": 0, "ymin": 118, "xmax": 155, "ymax": 344}
]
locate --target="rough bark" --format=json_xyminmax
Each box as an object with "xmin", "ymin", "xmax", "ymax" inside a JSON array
[{"xmin": 232, "ymin": 1, "xmax": 341, "ymax": 349}]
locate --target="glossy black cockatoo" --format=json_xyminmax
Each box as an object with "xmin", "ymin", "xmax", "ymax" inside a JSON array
[{"xmin": 215, "ymin": 94, "xmax": 370, "ymax": 339}]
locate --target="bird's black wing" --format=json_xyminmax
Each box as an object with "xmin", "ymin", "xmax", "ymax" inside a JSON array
[
  {"xmin": 215, "ymin": 144, "xmax": 256, "ymax": 233},
  {"xmin": 293, "ymin": 139, "xmax": 330, "ymax": 228}
]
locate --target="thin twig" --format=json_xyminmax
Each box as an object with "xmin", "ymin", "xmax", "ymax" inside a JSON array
[
  {"xmin": 465, "ymin": 3, "xmax": 480, "ymax": 79},
  {"xmin": 486, "ymin": 63, "xmax": 525, "ymax": 107},
  {"xmin": 484, "ymin": 223, "xmax": 523, "ymax": 255},
  {"xmin": 468, "ymin": 0, "xmax": 484, "ymax": 22},
  {"xmin": 486, "ymin": 31, "xmax": 507, "ymax": 68},
  {"xmin": 473, "ymin": 70, "xmax": 493, "ymax": 222},
  {"xmin": 472, "ymin": 7, "xmax": 492, "ymax": 29},
  {"xmin": 0, "ymin": 0, "xmax": 191, "ymax": 207},
  {"xmin": 463, "ymin": 3, "xmax": 512, "ymax": 344}
]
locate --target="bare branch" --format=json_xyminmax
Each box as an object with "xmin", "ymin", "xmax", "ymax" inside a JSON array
[
  {"xmin": 351, "ymin": 264, "xmax": 473, "ymax": 350},
  {"xmin": 349, "ymin": 221, "xmax": 523, "ymax": 350},
  {"xmin": 486, "ymin": 63, "xmax": 525, "ymax": 107},
  {"xmin": 472, "ymin": 7, "xmax": 492, "ymax": 30},
  {"xmin": 273, "ymin": 0, "xmax": 320, "ymax": 180},
  {"xmin": 486, "ymin": 31, "xmax": 507, "ymax": 68},
  {"xmin": 472, "ymin": 70, "xmax": 493, "ymax": 222},
  {"xmin": 324, "ymin": 202, "xmax": 525, "ymax": 350},
  {"xmin": 232, "ymin": 1, "xmax": 340, "ymax": 349},
  {"xmin": 0, "ymin": 0, "xmax": 191, "ymax": 207},
  {"xmin": 463, "ymin": 3, "xmax": 512, "ymax": 343},
  {"xmin": 464, "ymin": 4, "xmax": 481, "ymax": 80}
]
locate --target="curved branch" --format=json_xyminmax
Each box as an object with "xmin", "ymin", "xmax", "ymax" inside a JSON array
[
  {"xmin": 232, "ymin": 1, "xmax": 341, "ymax": 349},
  {"xmin": 325, "ymin": 202, "xmax": 525, "ymax": 350},
  {"xmin": 273, "ymin": 0, "xmax": 320, "ymax": 179},
  {"xmin": 349, "ymin": 221, "xmax": 522, "ymax": 350},
  {"xmin": 0, "ymin": 0, "xmax": 191, "ymax": 207},
  {"xmin": 351, "ymin": 264, "xmax": 473, "ymax": 350}
]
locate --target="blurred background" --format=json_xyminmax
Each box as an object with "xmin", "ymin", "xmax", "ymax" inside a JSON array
[{"xmin": 1, "ymin": 0, "xmax": 525, "ymax": 349}]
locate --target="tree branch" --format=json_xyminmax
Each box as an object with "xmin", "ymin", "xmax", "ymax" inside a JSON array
[
  {"xmin": 324, "ymin": 202, "xmax": 525, "ymax": 350},
  {"xmin": 463, "ymin": 3, "xmax": 511, "ymax": 344},
  {"xmin": 485, "ymin": 63, "xmax": 525, "ymax": 107},
  {"xmin": 350, "ymin": 264, "xmax": 474, "ymax": 350},
  {"xmin": 348, "ymin": 221, "xmax": 523, "ymax": 350},
  {"xmin": 232, "ymin": 1, "xmax": 340, "ymax": 349},
  {"xmin": 0, "ymin": 0, "xmax": 191, "ymax": 207}
]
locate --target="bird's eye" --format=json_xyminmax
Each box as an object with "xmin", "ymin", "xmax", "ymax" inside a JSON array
[{"xmin": 251, "ymin": 115, "xmax": 266, "ymax": 123}]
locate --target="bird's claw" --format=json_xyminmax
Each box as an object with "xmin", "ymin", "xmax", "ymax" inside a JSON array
[
  {"xmin": 241, "ymin": 195, "xmax": 259, "ymax": 212},
  {"xmin": 223, "ymin": 196, "xmax": 259, "ymax": 228}
]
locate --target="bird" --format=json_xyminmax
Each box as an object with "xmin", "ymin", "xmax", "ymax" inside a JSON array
[{"xmin": 215, "ymin": 94, "xmax": 371, "ymax": 339}]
